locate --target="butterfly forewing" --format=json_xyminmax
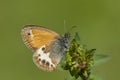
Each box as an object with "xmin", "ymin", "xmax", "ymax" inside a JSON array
[{"xmin": 21, "ymin": 25, "xmax": 59, "ymax": 51}]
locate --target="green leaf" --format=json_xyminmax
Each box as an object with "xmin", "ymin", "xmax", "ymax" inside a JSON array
[
  {"xmin": 94, "ymin": 54, "xmax": 110, "ymax": 66},
  {"xmin": 74, "ymin": 32, "xmax": 81, "ymax": 43}
]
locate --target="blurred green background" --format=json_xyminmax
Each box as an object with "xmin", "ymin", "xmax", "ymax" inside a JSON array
[{"xmin": 0, "ymin": 0, "xmax": 120, "ymax": 80}]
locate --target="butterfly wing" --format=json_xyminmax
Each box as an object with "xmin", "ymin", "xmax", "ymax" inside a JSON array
[
  {"xmin": 21, "ymin": 25, "xmax": 59, "ymax": 51},
  {"xmin": 21, "ymin": 25, "xmax": 65, "ymax": 71},
  {"xmin": 33, "ymin": 36, "xmax": 67, "ymax": 71}
]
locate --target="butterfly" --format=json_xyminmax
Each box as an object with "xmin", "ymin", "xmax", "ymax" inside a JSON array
[{"xmin": 21, "ymin": 25, "xmax": 70, "ymax": 71}]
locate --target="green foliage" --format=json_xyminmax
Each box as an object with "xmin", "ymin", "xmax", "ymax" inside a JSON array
[{"xmin": 60, "ymin": 32, "xmax": 109, "ymax": 80}]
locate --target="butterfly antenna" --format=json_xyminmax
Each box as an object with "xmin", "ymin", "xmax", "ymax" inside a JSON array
[
  {"xmin": 63, "ymin": 20, "xmax": 77, "ymax": 40},
  {"xmin": 64, "ymin": 19, "xmax": 67, "ymax": 33}
]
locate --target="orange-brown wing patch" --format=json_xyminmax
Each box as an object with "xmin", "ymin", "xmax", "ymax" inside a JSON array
[{"xmin": 21, "ymin": 25, "xmax": 60, "ymax": 51}]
